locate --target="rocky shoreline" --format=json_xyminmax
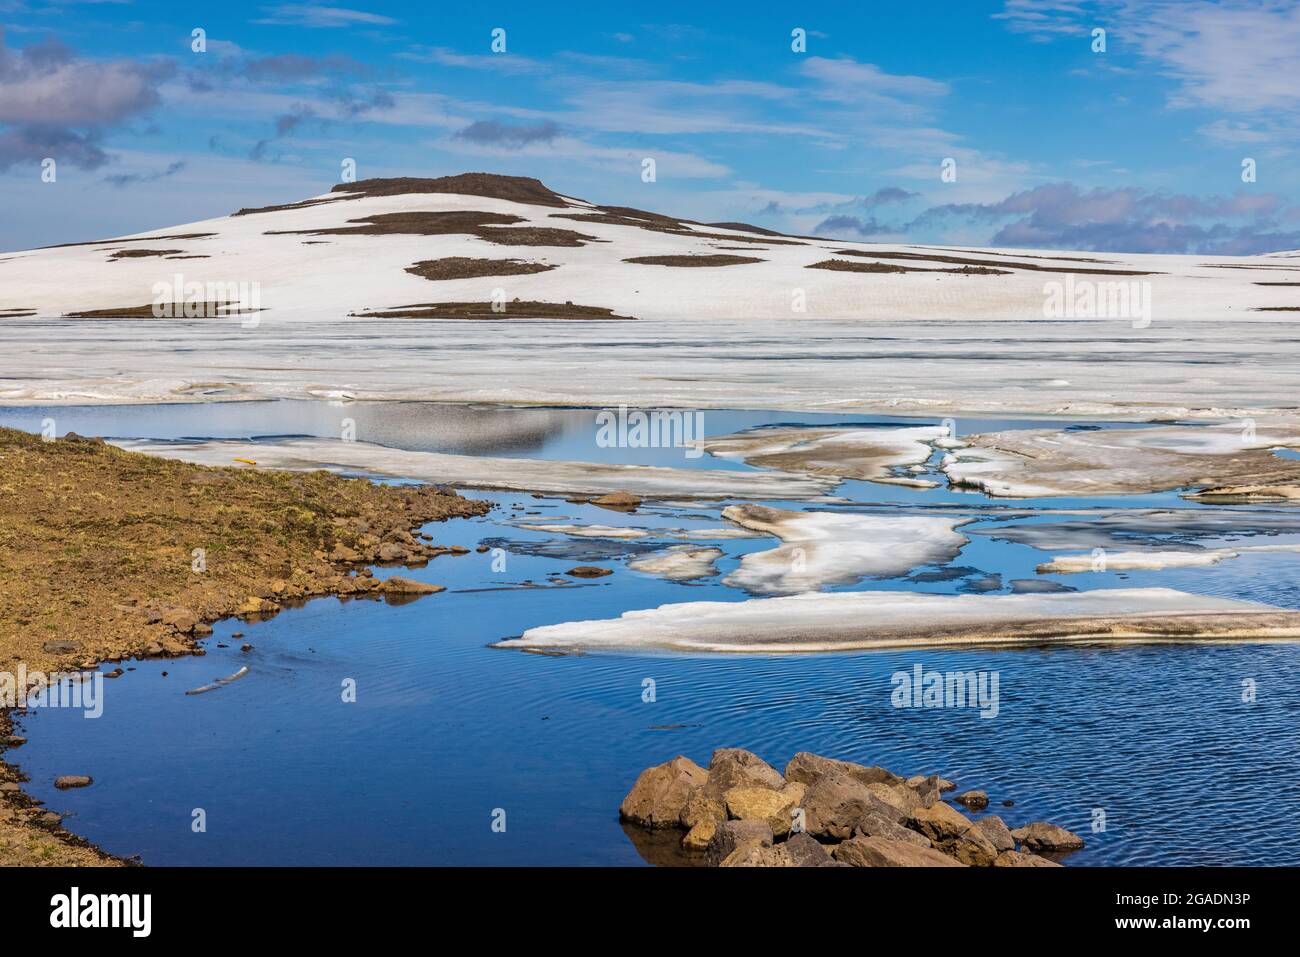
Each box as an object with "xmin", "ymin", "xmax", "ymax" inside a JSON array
[
  {"xmin": 621, "ymin": 750, "xmax": 1084, "ymax": 867},
  {"xmin": 0, "ymin": 427, "xmax": 491, "ymax": 865}
]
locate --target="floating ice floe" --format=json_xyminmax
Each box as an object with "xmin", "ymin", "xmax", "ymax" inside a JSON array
[
  {"xmin": 627, "ymin": 546, "xmax": 724, "ymax": 581},
  {"xmin": 671, "ymin": 527, "xmax": 766, "ymax": 540},
  {"xmin": 494, "ymin": 588, "xmax": 1300, "ymax": 654},
  {"xmin": 719, "ymin": 504, "xmax": 969, "ymax": 594},
  {"xmin": 973, "ymin": 508, "xmax": 1300, "ymax": 550},
  {"xmin": 701, "ymin": 425, "xmax": 947, "ymax": 484},
  {"xmin": 1038, "ymin": 543, "xmax": 1300, "ymax": 574},
  {"xmin": 110, "ymin": 437, "xmax": 837, "ymax": 500},
  {"xmin": 518, "ymin": 523, "xmax": 651, "ymax": 539},
  {"xmin": 943, "ymin": 422, "xmax": 1300, "ymax": 497}
]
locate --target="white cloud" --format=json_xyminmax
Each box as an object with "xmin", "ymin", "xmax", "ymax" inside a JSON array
[{"xmin": 255, "ymin": 4, "xmax": 396, "ymax": 28}]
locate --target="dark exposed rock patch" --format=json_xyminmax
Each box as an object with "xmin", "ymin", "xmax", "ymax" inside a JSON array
[
  {"xmin": 832, "ymin": 248, "xmax": 1158, "ymax": 276},
  {"xmin": 707, "ymin": 221, "xmax": 786, "ymax": 236},
  {"xmin": 405, "ymin": 257, "xmax": 558, "ymax": 281},
  {"xmin": 623, "ymin": 254, "xmax": 765, "ymax": 267},
  {"xmin": 352, "ymin": 300, "xmax": 635, "ymax": 320},
  {"xmin": 808, "ymin": 257, "xmax": 1010, "ymax": 276},
  {"xmin": 39, "ymin": 233, "xmax": 217, "ymax": 250},
  {"xmin": 234, "ymin": 197, "xmax": 341, "ymax": 217},
  {"xmin": 553, "ymin": 207, "xmax": 807, "ymax": 245},
  {"xmin": 269, "ymin": 210, "xmax": 598, "ymax": 247},
  {"xmin": 566, "ymin": 565, "xmax": 613, "ymax": 578},
  {"xmin": 62, "ymin": 302, "xmax": 260, "ymax": 319},
  {"xmin": 329, "ymin": 173, "xmax": 576, "ymax": 208},
  {"xmin": 107, "ymin": 249, "xmax": 184, "ymax": 260}
]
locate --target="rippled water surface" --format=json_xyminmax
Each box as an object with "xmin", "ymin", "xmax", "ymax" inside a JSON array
[{"xmin": 5, "ymin": 401, "xmax": 1299, "ymax": 865}]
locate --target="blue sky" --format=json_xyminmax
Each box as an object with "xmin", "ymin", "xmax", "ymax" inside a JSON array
[{"xmin": 2, "ymin": 0, "xmax": 1299, "ymax": 252}]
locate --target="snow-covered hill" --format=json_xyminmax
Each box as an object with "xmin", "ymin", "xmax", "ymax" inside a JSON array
[{"xmin": 2, "ymin": 172, "xmax": 1298, "ymax": 323}]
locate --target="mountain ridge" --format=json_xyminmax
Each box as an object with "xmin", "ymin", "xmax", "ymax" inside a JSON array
[{"xmin": 3, "ymin": 172, "xmax": 1299, "ymax": 323}]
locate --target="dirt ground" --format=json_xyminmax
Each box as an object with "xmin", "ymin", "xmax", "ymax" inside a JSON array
[{"xmin": 0, "ymin": 426, "xmax": 490, "ymax": 865}]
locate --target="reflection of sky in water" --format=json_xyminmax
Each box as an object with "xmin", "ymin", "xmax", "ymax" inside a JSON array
[{"xmin": 6, "ymin": 402, "xmax": 1300, "ymax": 866}]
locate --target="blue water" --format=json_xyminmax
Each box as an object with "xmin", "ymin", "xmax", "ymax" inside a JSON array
[{"xmin": 5, "ymin": 402, "xmax": 1300, "ymax": 865}]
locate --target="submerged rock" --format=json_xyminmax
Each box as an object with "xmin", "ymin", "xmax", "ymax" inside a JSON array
[
  {"xmin": 955, "ymin": 789, "xmax": 989, "ymax": 810},
  {"xmin": 591, "ymin": 491, "xmax": 641, "ymax": 512},
  {"xmin": 377, "ymin": 576, "xmax": 445, "ymax": 595},
  {"xmin": 566, "ymin": 565, "xmax": 613, "ymax": 578}
]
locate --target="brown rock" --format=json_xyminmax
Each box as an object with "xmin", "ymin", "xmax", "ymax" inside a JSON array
[
  {"xmin": 705, "ymin": 819, "xmax": 773, "ymax": 866},
  {"xmin": 566, "ymin": 565, "xmax": 613, "ymax": 578},
  {"xmin": 909, "ymin": 800, "xmax": 973, "ymax": 840},
  {"xmin": 41, "ymin": 640, "xmax": 81, "ymax": 654},
  {"xmin": 1012, "ymin": 821, "xmax": 1085, "ymax": 852},
  {"xmin": 784, "ymin": 751, "xmax": 902, "ymax": 788},
  {"xmin": 974, "ymin": 815, "xmax": 1016, "ymax": 853},
  {"xmin": 378, "ymin": 542, "xmax": 408, "ymax": 562},
  {"xmin": 802, "ymin": 768, "xmax": 904, "ymax": 840},
  {"xmin": 784, "ymin": 831, "xmax": 834, "ymax": 866},
  {"xmin": 994, "ymin": 849, "xmax": 1063, "ymax": 867},
  {"xmin": 54, "ymin": 775, "xmax": 92, "ymax": 789},
  {"xmin": 330, "ymin": 543, "xmax": 361, "ymax": 562},
  {"xmin": 865, "ymin": 779, "xmax": 925, "ymax": 815},
  {"xmin": 591, "ymin": 491, "xmax": 641, "ymax": 512},
  {"xmin": 721, "ymin": 842, "xmax": 799, "ymax": 867},
  {"xmin": 852, "ymin": 811, "xmax": 933, "ymax": 848},
  {"xmin": 909, "ymin": 801, "xmax": 999, "ymax": 866},
  {"xmin": 955, "ymin": 789, "xmax": 989, "ymax": 811},
  {"xmin": 679, "ymin": 790, "xmax": 726, "ymax": 829},
  {"xmin": 160, "ymin": 608, "xmax": 198, "ymax": 633},
  {"xmin": 236, "ymin": 596, "xmax": 279, "ymax": 616},
  {"xmin": 377, "ymin": 576, "xmax": 445, "ymax": 595},
  {"xmin": 906, "ymin": 774, "xmax": 944, "ymax": 808},
  {"xmin": 833, "ymin": 835, "xmax": 966, "ymax": 867},
  {"xmin": 724, "ymin": 784, "xmax": 802, "ymax": 837},
  {"xmin": 620, "ymin": 755, "xmax": 708, "ymax": 829},
  {"xmin": 705, "ymin": 748, "xmax": 785, "ymax": 794},
  {"xmin": 681, "ymin": 819, "xmax": 717, "ymax": 851}
]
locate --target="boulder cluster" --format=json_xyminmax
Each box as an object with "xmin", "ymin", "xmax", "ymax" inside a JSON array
[{"xmin": 620, "ymin": 749, "xmax": 1084, "ymax": 867}]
